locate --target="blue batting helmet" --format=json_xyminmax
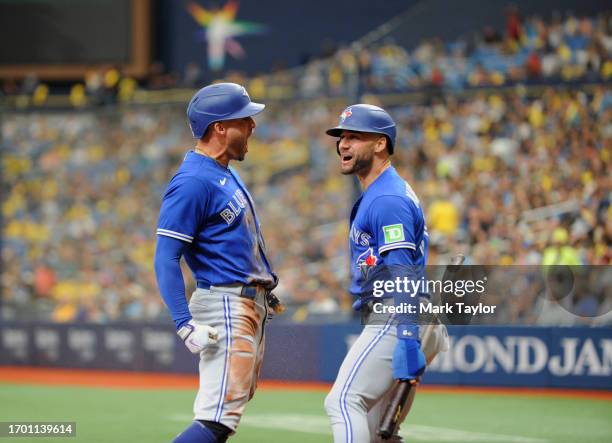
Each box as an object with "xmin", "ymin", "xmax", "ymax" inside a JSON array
[
  {"xmin": 187, "ymin": 82, "xmax": 265, "ymax": 139},
  {"xmin": 326, "ymin": 104, "xmax": 397, "ymax": 154}
]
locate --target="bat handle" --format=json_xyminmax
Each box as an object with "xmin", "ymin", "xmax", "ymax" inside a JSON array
[
  {"xmin": 377, "ymin": 380, "xmax": 415, "ymax": 439},
  {"xmin": 450, "ymin": 253, "xmax": 466, "ymax": 266}
]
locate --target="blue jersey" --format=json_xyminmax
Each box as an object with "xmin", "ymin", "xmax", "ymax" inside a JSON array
[
  {"xmin": 157, "ymin": 151, "xmax": 276, "ymax": 287},
  {"xmin": 348, "ymin": 166, "xmax": 428, "ymax": 295}
]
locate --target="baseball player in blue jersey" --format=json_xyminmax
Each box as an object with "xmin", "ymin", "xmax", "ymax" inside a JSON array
[
  {"xmin": 154, "ymin": 82, "xmax": 278, "ymax": 443},
  {"xmin": 324, "ymin": 104, "xmax": 449, "ymax": 442}
]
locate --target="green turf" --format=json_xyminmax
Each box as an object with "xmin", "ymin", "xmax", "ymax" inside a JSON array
[{"xmin": 0, "ymin": 384, "xmax": 610, "ymax": 442}]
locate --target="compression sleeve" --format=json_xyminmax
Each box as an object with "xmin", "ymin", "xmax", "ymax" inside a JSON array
[
  {"xmin": 154, "ymin": 235, "xmax": 191, "ymax": 329},
  {"xmin": 382, "ymin": 244, "xmax": 422, "ymax": 331},
  {"xmin": 382, "ymin": 247, "xmax": 414, "ymax": 265}
]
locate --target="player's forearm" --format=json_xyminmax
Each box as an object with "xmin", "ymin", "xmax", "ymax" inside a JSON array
[
  {"xmin": 154, "ymin": 236, "xmax": 192, "ymax": 329},
  {"xmin": 384, "ymin": 248, "xmax": 421, "ymax": 330}
]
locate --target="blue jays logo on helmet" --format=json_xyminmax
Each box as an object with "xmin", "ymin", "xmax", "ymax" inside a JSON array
[
  {"xmin": 339, "ymin": 108, "xmax": 353, "ymax": 124},
  {"xmin": 325, "ymin": 103, "xmax": 397, "ymax": 154}
]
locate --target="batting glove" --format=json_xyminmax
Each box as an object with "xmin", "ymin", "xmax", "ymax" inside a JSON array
[
  {"xmin": 177, "ymin": 320, "xmax": 219, "ymax": 354},
  {"xmin": 392, "ymin": 325, "xmax": 426, "ymax": 381}
]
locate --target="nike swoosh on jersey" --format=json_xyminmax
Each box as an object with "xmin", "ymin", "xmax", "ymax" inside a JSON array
[{"xmin": 220, "ymin": 178, "xmax": 227, "ymax": 185}]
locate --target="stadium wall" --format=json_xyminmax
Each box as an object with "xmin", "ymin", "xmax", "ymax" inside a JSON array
[{"xmin": 0, "ymin": 323, "xmax": 610, "ymax": 389}]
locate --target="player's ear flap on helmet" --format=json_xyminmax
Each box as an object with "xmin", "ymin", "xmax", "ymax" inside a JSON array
[{"xmin": 385, "ymin": 136, "xmax": 394, "ymax": 155}]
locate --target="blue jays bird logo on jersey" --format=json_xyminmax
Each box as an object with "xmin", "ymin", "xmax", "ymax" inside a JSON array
[
  {"xmin": 340, "ymin": 108, "xmax": 352, "ymax": 123},
  {"xmin": 356, "ymin": 247, "xmax": 378, "ymax": 279}
]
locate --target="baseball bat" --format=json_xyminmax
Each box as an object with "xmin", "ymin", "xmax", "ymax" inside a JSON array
[
  {"xmin": 377, "ymin": 253, "xmax": 466, "ymax": 440},
  {"xmin": 377, "ymin": 379, "xmax": 417, "ymax": 439}
]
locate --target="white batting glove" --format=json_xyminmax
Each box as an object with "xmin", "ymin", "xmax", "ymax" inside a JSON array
[{"xmin": 177, "ymin": 320, "xmax": 219, "ymax": 354}]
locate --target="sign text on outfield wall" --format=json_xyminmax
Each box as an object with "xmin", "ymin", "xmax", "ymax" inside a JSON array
[{"xmin": 0, "ymin": 323, "xmax": 610, "ymax": 389}]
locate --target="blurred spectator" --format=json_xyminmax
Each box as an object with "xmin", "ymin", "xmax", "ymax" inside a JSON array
[
  {"xmin": 147, "ymin": 61, "xmax": 178, "ymax": 89},
  {"xmin": 21, "ymin": 72, "xmax": 39, "ymax": 95},
  {"xmin": 428, "ymin": 195, "xmax": 460, "ymax": 237},
  {"xmin": 506, "ymin": 4, "xmax": 523, "ymax": 42},
  {"xmin": 542, "ymin": 228, "xmax": 582, "ymax": 265},
  {"xmin": 183, "ymin": 62, "xmax": 203, "ymax": 88}
]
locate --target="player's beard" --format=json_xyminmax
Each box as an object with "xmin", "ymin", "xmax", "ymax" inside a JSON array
[
  {"xmin": 341, "ymin": 149, "xmax": 374, "ymax": 176},
  {"xmin": 228, "ymin": 134, "xmax": 249, "ymax": 162}
]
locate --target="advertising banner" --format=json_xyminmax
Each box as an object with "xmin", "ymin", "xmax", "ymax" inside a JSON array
[{"xmin": 1, "ymin": 323, "xmax": 609, "ymax": 389}]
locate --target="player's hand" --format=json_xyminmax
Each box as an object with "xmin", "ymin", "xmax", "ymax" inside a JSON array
[
  {"xmin": 392, "ymin": 325, "xmax": 426, "ymax": 381},
  {"xmin": 177, "ymin": 320, "xmax": 219, "ymax": 354}
]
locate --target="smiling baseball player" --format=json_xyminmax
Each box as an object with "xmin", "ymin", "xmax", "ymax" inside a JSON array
[
  {"xmin": 154, "ymin": 82, "xmax": 278, "ymax": 443},
  {"xmin": 324, "ymin": 104, "xmax": 448, "ymax": 442}
]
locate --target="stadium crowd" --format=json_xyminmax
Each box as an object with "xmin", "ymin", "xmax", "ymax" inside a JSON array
[
  {"xmin": 2, "ymin": 82, "xmax": 610, "ymax": 325},
  {"xmin": 346, "ymin": 10, "xmax": 612, "ymax": 93},
  {"xmin": 206, "ymin": 10, "xmax": 612, "ymax": 99}
]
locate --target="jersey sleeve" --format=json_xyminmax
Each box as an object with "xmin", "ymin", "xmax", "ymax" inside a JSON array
[
  {"xmin": 369, "ymin": 195, "xmax": 420, "ymax": 257},
  {"xmin": 157, "ymin": 176, "xmax": 208, "ymax": 243}
]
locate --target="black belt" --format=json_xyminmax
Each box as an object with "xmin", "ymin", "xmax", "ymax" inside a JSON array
[
  {"xmin": 196, "ymin": 281, "xmax": 271, "ymax": 299},
  {"xmin": 196, "ymin": 281, "xmax": 211, "ymax": 290}
]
